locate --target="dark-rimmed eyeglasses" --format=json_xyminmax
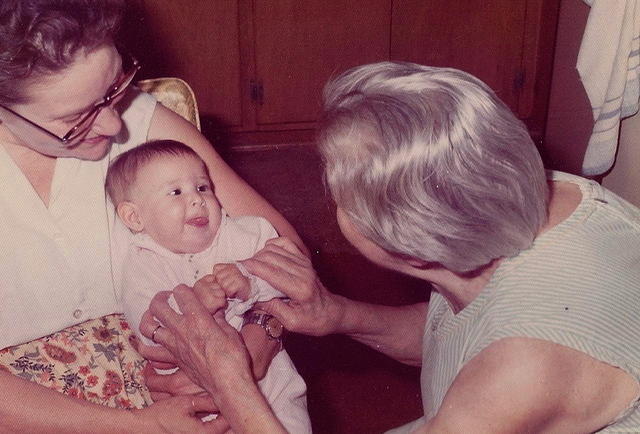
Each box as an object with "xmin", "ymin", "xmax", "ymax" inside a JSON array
[{"xmin": 0, "ymin": 53, "xmax": 141, "ymax": 148}]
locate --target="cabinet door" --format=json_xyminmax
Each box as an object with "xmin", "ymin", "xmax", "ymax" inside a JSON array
[
  {"xmin": 391, "ymin": 0, "xmax": 527, "ymax": 115},
  {"xmin": 252, "ymin": 0, "xmax": 391, "ymax": 126},
  {"xmin": 133, "ymin": 0, "xmax": 243, "ymax": 127}
]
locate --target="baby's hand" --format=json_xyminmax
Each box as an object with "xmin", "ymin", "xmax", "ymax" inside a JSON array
[
  {"xmin": 192, "ymin": 274, "xmax": 227, "ymax": 313},
  {"xmin": 212, "ymin": 263, "xmax": 251, "ymax": 300}
]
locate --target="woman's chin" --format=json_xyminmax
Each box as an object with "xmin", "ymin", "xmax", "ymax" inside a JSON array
[{"xmin": 67, "ymin": 137, "xmax": 112, "ymax": 160}]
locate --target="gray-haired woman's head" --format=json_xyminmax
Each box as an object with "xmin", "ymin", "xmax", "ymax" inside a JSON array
[{"xmin": 319, "ymin": 62, "xmax": 548, "ymax": 273}]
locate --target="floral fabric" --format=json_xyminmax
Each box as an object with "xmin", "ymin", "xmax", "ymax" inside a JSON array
[{"xmin": 0, "ymin": 314, "xmax": 152, "ymax": 409}]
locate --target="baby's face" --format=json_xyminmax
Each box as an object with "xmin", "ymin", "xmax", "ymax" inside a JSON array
[{"xmin": 129, "ymin": 154, "xmax": 222, "ymax": 253}]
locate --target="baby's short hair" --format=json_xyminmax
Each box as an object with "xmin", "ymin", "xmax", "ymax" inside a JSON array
[
  {"xmin": 105, "ymin": 139, "xmax": 204, "ymax": 206},
  {"xmin": 318, "ymin": 62, "xmax": 548, "ymax": 273}
]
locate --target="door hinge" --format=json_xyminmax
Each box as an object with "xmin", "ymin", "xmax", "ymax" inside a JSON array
[{"xmin": 250, "ymin": 80, "xmax": 264, "ymax": 105}]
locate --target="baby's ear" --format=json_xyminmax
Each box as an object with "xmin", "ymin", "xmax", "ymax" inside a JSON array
[{"xmin": 116, "ymin": 201, "xmax": 144, "ymax": 232}]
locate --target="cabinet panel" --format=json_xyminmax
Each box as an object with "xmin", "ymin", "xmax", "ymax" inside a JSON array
[
  {"xmin": 253, "ymin": 0, "xmax": 391, "ymax": 125},
  {"xmin": 124, "ymin": 0, "xmax": 558, "ymax": 144},
  {"xmin": 391, "ymin": 0, "xmax": 527, "ymax": 114},
  {"xmin": 134, "ymin": 0, "xmax": 243, "ymax": 127}
]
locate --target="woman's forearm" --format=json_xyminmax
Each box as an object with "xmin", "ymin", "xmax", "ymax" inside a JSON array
[
  {"xmin": 332, "ymin": 297, "xmax": 428, "ymax": 366},
  {"xmin": 0, "ymin": 370, "xmax": 139, "ymax": 433},
  {"xmin": 240, "ymin": 323, "xmax": 280, "ymax": 380}
]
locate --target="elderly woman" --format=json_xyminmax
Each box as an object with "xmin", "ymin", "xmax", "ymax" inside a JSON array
[
  {"xmin": 0, "ymin": 0, "xmax": 302, "ymax": 431},
  {"xmin": 146, "ymin": 61, "xmax": 640, "ymax": 433}
]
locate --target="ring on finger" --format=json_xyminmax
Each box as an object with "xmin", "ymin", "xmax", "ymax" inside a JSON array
[{"xmin": 151, "ymin": 324, "xmax": 162, "ymax": 343}]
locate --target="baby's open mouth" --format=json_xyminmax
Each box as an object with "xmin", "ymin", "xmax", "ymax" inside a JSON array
[{"xmin": 186, "ymin": 216, "xmax": 209, "ymax": 227}]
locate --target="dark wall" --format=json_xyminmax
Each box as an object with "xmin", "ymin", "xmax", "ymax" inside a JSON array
[{"xmin": 542, "ymin": 0, "xmax": 593, "ymax": 175}]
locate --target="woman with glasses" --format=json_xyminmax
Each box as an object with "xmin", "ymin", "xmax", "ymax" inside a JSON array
[{"xmin": 0, "ymin": 0, "xmax": 302, "ymax": 431}]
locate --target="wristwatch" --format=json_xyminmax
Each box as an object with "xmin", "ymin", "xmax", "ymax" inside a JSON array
[{"xmin": 242, "ymin": 311, "xmax": 286, "ymax": 341}]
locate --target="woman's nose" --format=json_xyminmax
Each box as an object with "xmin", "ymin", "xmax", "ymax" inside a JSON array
[{"xmin": 91, "ymin": 106, "xmax": 122, "ymax": 137}]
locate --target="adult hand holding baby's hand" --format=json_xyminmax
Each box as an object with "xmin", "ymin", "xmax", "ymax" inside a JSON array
[
  {"xmin": 143, "ymin": 287, "xmax": 282, "ymax": 433},
  {"xmin": 212, "ymin": 263, "xmax": 251, "ymax": 300},
  {"xmin": 192, "ymin": 274, "xmax": 228, "ymax": 313},
  {"xmin": 144, "ymin": 287, "xmax": 254, "ymax": 400},
  {"xmin": 140, "ymin": 279, "xmax": 286, "ymax": 432},
  {"xmin": 242, "ymin": 237, "xmax": 345, "ymax": 337},
  {"xmin": 139, "ymin": 279, "xmax": 227, "ymax": 369}
]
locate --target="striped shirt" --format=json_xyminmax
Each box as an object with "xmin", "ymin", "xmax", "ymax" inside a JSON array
[{"xmin": 392, "ymin": 171, "xmax": 640, "ymax": 432}]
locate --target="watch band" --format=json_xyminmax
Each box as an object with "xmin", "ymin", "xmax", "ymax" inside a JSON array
[{"xmin": 242, "ymin": 311, "xmax": 285, "ymax": 341}]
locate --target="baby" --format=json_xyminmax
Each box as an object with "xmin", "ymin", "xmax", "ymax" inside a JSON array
[{"xmin": 105, "ymin": 139, "xmax": 310, "ymax": 432}]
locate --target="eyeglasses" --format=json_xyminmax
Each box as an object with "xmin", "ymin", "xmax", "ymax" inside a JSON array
[{"xmin": 0, "ymin": 53, "xmax": 141, "ymax": 148}]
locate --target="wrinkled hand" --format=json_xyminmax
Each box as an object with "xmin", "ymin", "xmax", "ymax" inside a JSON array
[
  {"xmin": 241, "ymin": 237, "xmax": 343, "ymax": 336},
  {"xmin": 212, "ymin": 263, "xmax": 251, "ymax": 300},
  {"xmin": 139, "ymin": 276, "xmax": 227, "ymax": 367},
  {"xmin": 133, "ymin": 394, "xmax": 230, "ymax": 433},
  {"xmin": 141, "ymin": 285, "xmax": 255, "ymax": 401}
]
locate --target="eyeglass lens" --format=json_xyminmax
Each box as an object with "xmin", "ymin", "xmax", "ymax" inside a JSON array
[{"xmin": 62, "ymin": 55, "xmax": 140, "ymax": 143}]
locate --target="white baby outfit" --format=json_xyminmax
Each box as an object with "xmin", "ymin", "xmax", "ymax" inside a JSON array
[{"xmin": 120, "ymin": 212, "xmax": 311, "ymax": 433}]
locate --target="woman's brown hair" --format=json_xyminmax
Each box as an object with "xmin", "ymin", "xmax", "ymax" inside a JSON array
[{"xmin": 0, "ymin": 0, "xmax": 125, "ymax": 104}]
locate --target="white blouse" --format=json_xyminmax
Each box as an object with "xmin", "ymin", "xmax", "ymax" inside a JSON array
[{"xmin": 0, "ymin": 90, "xmax": 157, "ymax": 349}]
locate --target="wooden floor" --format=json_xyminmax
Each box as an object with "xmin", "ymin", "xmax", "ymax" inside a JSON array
[{"xmin": 225, "ymin": 143, "xmax": 427, "ymax": 433}]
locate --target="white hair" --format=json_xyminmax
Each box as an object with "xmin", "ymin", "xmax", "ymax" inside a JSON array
[{"xmin": 318, "ymin": 62, "xmax": 548, "ymax": 273}]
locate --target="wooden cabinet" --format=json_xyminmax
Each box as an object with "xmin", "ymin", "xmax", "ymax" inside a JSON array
[
  {"xmin": 252, "ymin": 0, "xmax": 390, "ymax": 126},
  {"xmin": 125, "ymin": 0, "xmax": 243, "ymax": 127},
  {"xmin": 392, "ymin": 0, "xmax": 527, "ymax": 116},
  {"xmin": 391, "ymin": 0, "xmax": 560, "ymax": 140},
  {"xmin": 123, "ymin": 0, "xmax": 560, "ymax": 145}
]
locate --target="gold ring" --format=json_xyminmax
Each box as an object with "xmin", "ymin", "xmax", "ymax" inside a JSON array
[{"xmin": 151, "ymin": 324, "xmax": 162, "ymax": 343}]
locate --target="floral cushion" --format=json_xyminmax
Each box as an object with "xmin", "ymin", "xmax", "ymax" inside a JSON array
[
  {"xmin": 0, "ymin": 314, "xmax": 152, "ymax": 409},
  {"xmin": 136, "ymin": 77, "xmax": 201, "ymax": 131}
]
